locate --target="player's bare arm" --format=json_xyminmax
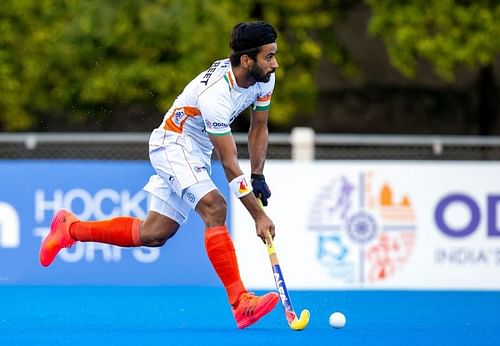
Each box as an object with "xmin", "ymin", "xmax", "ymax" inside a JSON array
[
  {"xmin": 248, "ymin": 109, "xmax": 269, "ymax": 175},
  {"xmin": 248, "ymin": 109, "xmax": 273, "ymax": 206},
  {"xmin": 209, "ymin": 132, "xmax": 241, "ymax": 181},
  {"xmin": 210, "ymin": 133, "xmax": 275, "ymax": 242}
]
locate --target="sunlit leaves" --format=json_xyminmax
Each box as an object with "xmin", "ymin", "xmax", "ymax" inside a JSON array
[{"xmin": 367, "ymin": 0, "xmax": 500, "ymax": 80}]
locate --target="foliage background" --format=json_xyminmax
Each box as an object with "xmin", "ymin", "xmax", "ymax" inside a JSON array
[{"xmin": 0, "ymin": 0, "xmax": 499, "ymax": 133}]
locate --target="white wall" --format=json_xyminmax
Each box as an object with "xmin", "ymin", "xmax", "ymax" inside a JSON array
[{"xmin": 232, "ymin": 161, "xmax": 500, "ymax": 290}]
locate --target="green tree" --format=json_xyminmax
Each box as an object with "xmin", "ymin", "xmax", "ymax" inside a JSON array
[
  {"xmin": 2, "ymin": 0, "xmax": 499, "ymax": 133},
  {"xmin": 366, "ymin": 0, "xmax": 500, "ymax": 134},
  {"xmin": 247, "ymin": 0, "xmax": 357, "ymax": 128},
  {"xmin": 0, "ymin": 0, "xmax": 250, "ymax": 131},
  {"xmin": 0, "ymin": 0, "xmax": 356, "ymax": 132}
]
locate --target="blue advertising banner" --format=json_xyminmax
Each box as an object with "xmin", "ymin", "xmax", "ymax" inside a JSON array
[{"xmin": 0, "ymin": 160, "xmax": 228, "ymax": 285}]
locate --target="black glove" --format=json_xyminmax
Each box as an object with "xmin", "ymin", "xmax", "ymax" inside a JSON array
[{"xmin": 251, "ymin": 173, "xmax": 271, "ymax": 206}]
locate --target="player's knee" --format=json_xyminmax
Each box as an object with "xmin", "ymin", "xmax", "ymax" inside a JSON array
[
  {"xmin": 141, "ymin": 232, "xmax": 171, "ymax": 247},
  {"xmin": 211, "ymin": 198, "xmax": 227, "ymax": 215},
  {"xmin": 140, "ymin": 225, "xmax": 177, "ymax": 247},
  {"xmin": 149, "ymin": 238, "xmax": 167, "ymax": 247},
  {"xmin": 205, "ymin": 199, "xmax": 227, "ymax": 222},
  {"xmin": 196, "ymin": 193, "xmax": 227, "ymax": 225}
]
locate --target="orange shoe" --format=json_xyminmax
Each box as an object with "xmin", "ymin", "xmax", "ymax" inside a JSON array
[
  {"xmin": 232, "ymin": 291, "xmax": 279, "ymax": 329},
  {"xmin": 39, "ymin": 209, "xmax": 79, "ymax": 267}
]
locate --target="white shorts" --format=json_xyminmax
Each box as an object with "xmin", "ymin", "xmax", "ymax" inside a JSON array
[
  {"xmin": 144, "ymin": 130, "xmax": 217, "ymax": 224},
  {"xmin": 146, "ymin": 177, "xmax": 217, "ymax": 224}
]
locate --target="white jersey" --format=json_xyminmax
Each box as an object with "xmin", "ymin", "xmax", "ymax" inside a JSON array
[
  {"xmin": 150, "ymin": 58, "xmax": 275, "ymax": 159},
  {"xmin": 144, "ymin": 58, "xmax": 275, "ymax": 215}
]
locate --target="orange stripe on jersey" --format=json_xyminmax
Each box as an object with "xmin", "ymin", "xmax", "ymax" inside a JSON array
[{"xmin": 163, "ymin": 106, "xmax": 201, "ymax": 133}]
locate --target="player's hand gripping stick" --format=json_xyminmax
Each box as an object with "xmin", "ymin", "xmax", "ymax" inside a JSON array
[{"xmin": 258, "ymin": 199, "xmax": 310, "ymax": 331}]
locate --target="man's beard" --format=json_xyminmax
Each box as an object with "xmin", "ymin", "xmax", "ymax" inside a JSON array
[{"xmin": 249, "ymin": 63, "xmax": 274, "ymax": 83}]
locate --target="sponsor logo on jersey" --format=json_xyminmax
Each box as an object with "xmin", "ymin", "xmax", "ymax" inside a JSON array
[{"xmin": 205, "ymin": 120, "xmax": 229, "ymax": 130}]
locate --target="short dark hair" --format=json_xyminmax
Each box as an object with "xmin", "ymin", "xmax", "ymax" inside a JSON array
[
  {"xmin": 229, "ymin": 47, "xmax": 260, "ymax": 66},
  {"xmin": 229, "ymin": 21, "xmax": 277, "ymax": 66}
]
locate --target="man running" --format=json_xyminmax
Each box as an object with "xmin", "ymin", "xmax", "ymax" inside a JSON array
[{"xmin": 40, "ymin": 21, "xmax": 280, "ymax": 329}]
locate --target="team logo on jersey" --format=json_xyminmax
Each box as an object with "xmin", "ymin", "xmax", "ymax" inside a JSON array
[
  {"xmin": 172, "ymin": 109, "xmax": 187, "ymax": 127},
  {"xmin": 308, "ymin": 172, "xmax": 416, "ymax": 284}
]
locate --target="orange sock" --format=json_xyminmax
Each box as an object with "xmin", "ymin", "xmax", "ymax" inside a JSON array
[
  {"xmin": 69, "ymin": 217, "xmax": 142, "ymax": 247},
  {"xmin": 205, "ymin": 225, "xmax": 246, "ymax": 306}
]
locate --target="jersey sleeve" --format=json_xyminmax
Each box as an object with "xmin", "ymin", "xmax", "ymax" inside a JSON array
[
  {"xmin": 252, "ymin": 73, "xmax": 275, "ymax": 111},
  {"xmin": 198, "ymin": 85, "xmax": 232, "ymax": 136}
]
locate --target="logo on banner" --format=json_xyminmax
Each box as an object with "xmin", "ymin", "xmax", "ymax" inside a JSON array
[
  {"xmin": 308, "ymin": 173, "xmax": 416, "ymax": 284},
  {"xmin": 434, "ymin": 193, "xmax": 500, "ymax": 265},
  {"xmin": 0, "ymin": 202, "xmax": 20, "ymax": 248},
  {"xmin": 33, "ymin": 188, "xmax": 158, "ymax": 263}
]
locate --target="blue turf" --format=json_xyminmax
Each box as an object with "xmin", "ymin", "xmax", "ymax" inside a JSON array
[{"xmin": 0, "ymin": 287, "xmax": 498, "ymax": 345}]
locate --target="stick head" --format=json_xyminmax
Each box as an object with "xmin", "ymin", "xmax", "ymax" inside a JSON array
[{"xmin": 289, "ymin": 309, "xmax": 310, "ymax": 331}]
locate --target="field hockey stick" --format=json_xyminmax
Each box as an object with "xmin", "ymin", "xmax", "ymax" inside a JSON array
[
  {"xmin": 266, "ymin": 238, "xmax": 310, "ymax": 330},
  {"xmin": 258, "ymin": 199, "xmax": 310, "ymax": 331}
]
